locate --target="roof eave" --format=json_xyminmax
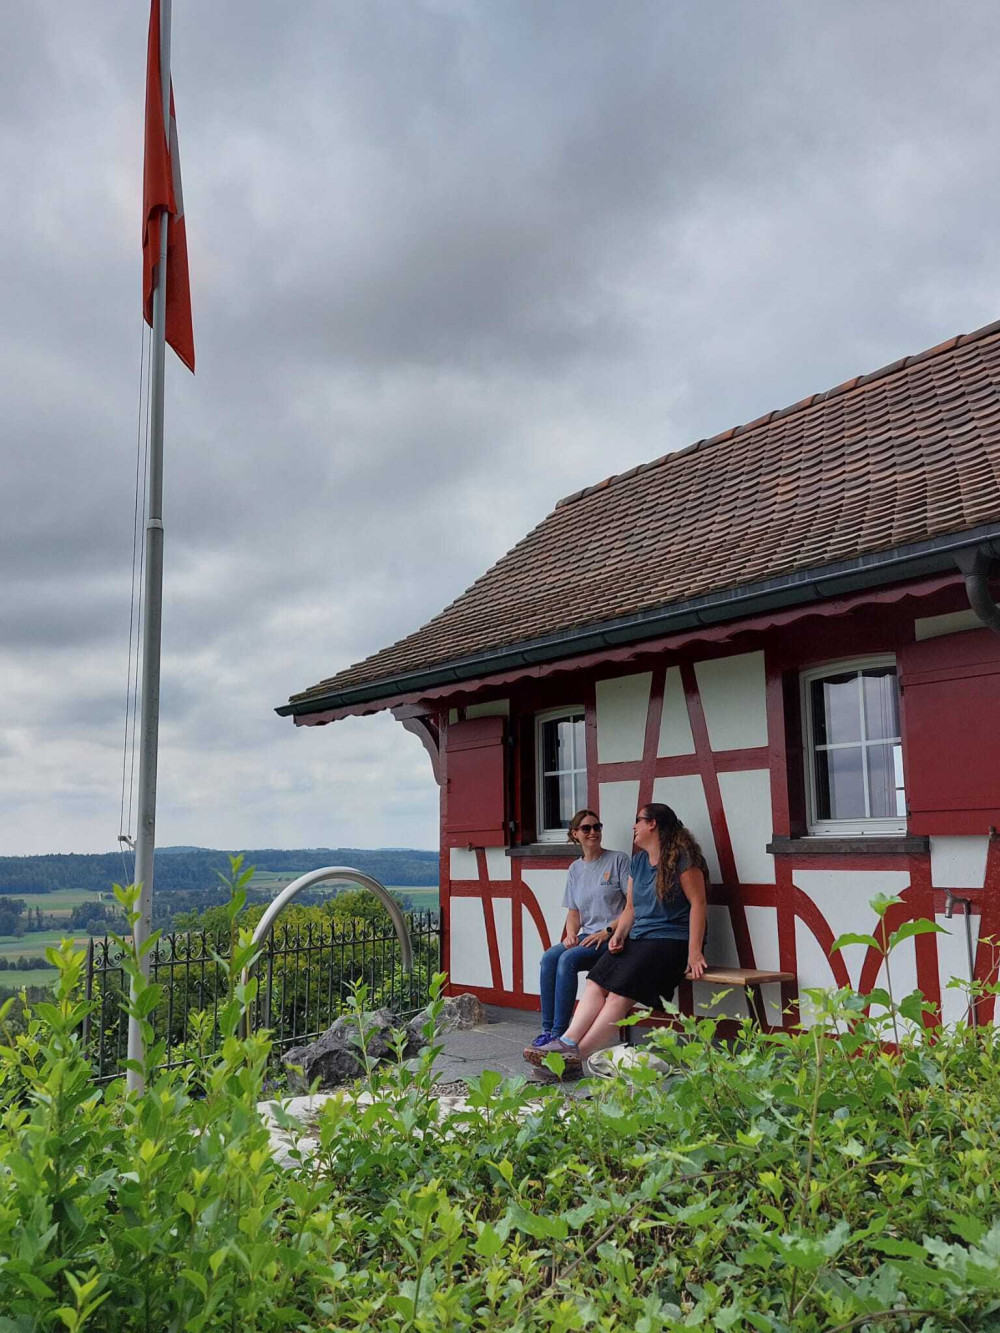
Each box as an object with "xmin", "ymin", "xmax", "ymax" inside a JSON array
[{"xmin": 277, "ymin": 520, "xmax": 1000, "ymax": 721}]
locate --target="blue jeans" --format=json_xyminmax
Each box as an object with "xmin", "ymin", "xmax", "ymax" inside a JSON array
[{"xmin": 539, "ymin": 942, "xmax": 602, "ymax": 1038}]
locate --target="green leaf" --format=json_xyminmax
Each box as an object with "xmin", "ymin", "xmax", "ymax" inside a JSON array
[
  {"xmin": 181, "ymin": 1268, "xmax": 208, "ymax": 1298},
  {"xmin": 870, "ymin": 893, "xmax": 902, "ymax": 919},
  {"xmin": 507, "ymin": 1202, "xmax": 568, "ymax": 1241},
  {"xmin": 888, "ymin": 918, "xmax": 946, "ymax": 949},
  {"xmin": 830, "ymin": 932, "xmax": 880, "ymax": 955},
  {"xmin": 474, "ymin": 1224, "xmax": 503, "ymax": 1260}
]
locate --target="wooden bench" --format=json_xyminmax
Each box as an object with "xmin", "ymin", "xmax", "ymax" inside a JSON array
[{"xmin": 621, "ymin": 966, "xmax": 795, "ymax": 1039}]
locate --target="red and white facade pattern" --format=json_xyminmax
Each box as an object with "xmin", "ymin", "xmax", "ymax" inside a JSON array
[{"xmin": 430, "ymin": 579, "xmax": 1000, "ymax": 1030}]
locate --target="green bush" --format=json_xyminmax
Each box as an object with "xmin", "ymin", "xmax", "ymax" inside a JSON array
[{"xmin": 1, "ymin": 888, "xmax": 999, "ymax": 1331}]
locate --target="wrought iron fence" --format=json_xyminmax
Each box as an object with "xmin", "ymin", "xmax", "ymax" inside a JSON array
[{"xmin": 82, "ymin": 910, "xmax": 441, "ymax": 1084}]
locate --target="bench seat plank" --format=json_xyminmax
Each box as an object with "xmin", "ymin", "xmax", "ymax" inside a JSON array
[{"xmin": 694, "ymin": 967, "xmax": 795, "ymax": 986}]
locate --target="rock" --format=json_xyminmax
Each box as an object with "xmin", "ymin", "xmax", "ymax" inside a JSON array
[
  {"xmin": 283, "ymin": 1007, "xmax": 422, "ymax": 1092},
  {"xmin": 406, "ymin": 992, "xmax": 488, "ymax": 1047}
]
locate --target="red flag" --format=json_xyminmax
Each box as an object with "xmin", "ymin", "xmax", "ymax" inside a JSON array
[{"xmin": 142, "ymin": 0, "xmax": 194, "ymax": 372}]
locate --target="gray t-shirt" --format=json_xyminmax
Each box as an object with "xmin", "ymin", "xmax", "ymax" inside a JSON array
[{"xmin": 561, "ymin": 850, "xmax": 630, "ymax": 937}]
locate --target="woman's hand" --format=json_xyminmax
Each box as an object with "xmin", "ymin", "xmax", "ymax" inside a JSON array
[
  {"xmin": 580, "ymin": 929, "xmax": 609, "ymax": 948},
  {"xmin": 609, "ymin": 929, "xmax": 627, "ymax": 954},
  {"xmin": 686, "ymin": 951, "xmax": 707, "ymax": 980},
  {"xmin": 562, "ymin": 932, "xmax": 580, "ymax": 947}
]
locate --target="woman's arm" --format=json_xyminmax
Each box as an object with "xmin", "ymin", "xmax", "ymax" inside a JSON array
[
  {"xmin": 580, "ymin": 914, "xmax": 618, "ymax": 948},
  {"xmin": 562, "ymin": 909, "xmax": 581, "ymax": 947},
  {"xmin": 680, "ymin": 867, "xmax": 707, "ymax": 979},
  {"xmin": 609, "ymin": 879, "xmax": 635, "ymax": 953}
]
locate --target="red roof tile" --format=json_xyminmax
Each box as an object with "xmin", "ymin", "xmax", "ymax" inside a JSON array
[{"xmin": 287, "ymin": 321, "xmax": 1000, "ymax": 709}]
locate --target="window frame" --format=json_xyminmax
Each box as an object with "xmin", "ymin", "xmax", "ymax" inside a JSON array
[
  {"xmin": 534, "ymin": 705, "xmax": 588, "ymax": 843},
  {"xmin": 800, "ymin": 655, "xmax": 906, "ymax": 836}
]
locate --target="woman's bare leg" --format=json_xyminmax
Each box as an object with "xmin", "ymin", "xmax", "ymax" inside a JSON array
[
  {"xmin": 576, "ymin": 992, "xmax": 635, "ymax": 1058},
  {"xmin": 559, "ymin": 980, "xmax": 609, "ymax": 1044}
]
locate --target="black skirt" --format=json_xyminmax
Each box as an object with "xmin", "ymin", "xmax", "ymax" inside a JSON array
[{"xmin": 587, "ymin": 937, "xmax": 688, "ymax": 1011}]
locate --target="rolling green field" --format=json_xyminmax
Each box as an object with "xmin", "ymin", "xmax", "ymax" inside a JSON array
[
  {"xmin": 0, "ymin": 969, "xmax": 61, "ymax": 991},
  {"xmin": 0, "ymin": 930, "xmax": 89, "ymax": 958}
]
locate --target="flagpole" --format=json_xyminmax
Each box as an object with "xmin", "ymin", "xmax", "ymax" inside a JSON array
[{"xmin": 128, "ymin": 0, "xmax": 171, "ymax": 1095}]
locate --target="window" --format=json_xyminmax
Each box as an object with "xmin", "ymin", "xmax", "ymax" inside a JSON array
[
  {"xmin": 535, "ymin": 707, "xmax": 587, "ymax": 840},
  {"xmin": 802, "ymin": 658, "xmax": 906, "ymax": 835}
]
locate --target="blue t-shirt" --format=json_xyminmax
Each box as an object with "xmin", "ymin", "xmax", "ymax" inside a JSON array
[{"xmin": 630, "ymin": 849, "xmax": 692, "ymax": 940}]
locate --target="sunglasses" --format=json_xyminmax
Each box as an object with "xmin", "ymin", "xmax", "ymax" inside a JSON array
[
  {"xmin": 576, "ymin": 822, "xmax": 603, "ymax": 833},
  {"xmin": 634, "ymin": 815, "xmax": 653, "ymax": 824}
]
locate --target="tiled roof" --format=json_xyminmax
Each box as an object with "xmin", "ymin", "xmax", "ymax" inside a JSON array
[{"xmin": 287, "ymin": 320, "xmax": 1000, "ymax": 710}]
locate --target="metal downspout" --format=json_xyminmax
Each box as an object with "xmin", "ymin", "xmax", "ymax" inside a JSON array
[{"xmin": 957, "ymin": 542, "xmax": 1000, "ymax": 635}]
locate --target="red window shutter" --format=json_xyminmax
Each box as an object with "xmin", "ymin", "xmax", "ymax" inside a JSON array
[
  {"xmin": 444, "ymin": 716, "xmax": 508, "ymax": 847},
  {"xmin": 899, "ymin": 628, "xmax": 1000, "ymax": 834}
]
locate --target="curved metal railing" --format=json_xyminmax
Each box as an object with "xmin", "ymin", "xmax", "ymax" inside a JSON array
[{"xmin": 239, "ymin": 867, "xmax": 413, "ymax": 1037}]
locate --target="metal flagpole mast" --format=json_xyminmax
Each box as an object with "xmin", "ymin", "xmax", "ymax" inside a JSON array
[{"xmin": 127, "ymin": 0, "xmax": 172, "ymax": 1095}]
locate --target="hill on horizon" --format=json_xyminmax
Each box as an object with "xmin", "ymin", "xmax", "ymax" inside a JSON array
[{"xmin": 0, "ymin": 847, "xmax": 439, "ymax": 896}]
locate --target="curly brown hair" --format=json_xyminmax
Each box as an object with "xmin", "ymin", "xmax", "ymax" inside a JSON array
[
  {"xmin": 639, "ymin": 803, "xmax": 708, "ymax": 901},
  {"xmin": 566, "ymin": 809, "xmax": 600, "ymax": 844}
]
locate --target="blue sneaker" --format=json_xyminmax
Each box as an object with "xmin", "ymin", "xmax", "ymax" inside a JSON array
[{"xmin": 529, "ymin": 1031, "xmax": 553, "ymax": 1049}]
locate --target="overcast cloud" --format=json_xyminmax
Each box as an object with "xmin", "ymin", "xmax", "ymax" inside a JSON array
[{"xmin": 4, "ymin": 0, "xmax": 1000, "ymax": 855}]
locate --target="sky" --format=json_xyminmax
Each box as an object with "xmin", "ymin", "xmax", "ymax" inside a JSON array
[{"xmin": 4, "ymin": 0, "xmax": 1000, "ymax": 856}]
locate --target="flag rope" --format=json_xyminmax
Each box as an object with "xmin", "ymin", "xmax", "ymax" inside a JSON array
[{"xmin": 118, "ymin": 319, "xmax": 153, "ymax": 885}]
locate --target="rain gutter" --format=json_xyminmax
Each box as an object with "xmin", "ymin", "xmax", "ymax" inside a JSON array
[{"xmin": 277, "ymin": 520, "xmax": 1000, "ymax": 719}]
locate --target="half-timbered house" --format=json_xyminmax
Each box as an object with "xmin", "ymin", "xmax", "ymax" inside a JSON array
[{"xmin": 279, "ymin": 321, "xmax": 1000, "ymax": 1028}]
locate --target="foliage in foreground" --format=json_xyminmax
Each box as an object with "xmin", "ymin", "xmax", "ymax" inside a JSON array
[{"xmin": 0, "ymin": 889, "xmax": 999, "ymax": 1331}]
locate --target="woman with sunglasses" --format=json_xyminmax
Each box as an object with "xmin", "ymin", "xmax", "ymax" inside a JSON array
[
  {"xmin": 525, "ymin": 809, "xmax": 629, "ymax": 1055},
  {"xmin": 526, "ymin": 802, "xmax": 707, "ymax": 1072}
]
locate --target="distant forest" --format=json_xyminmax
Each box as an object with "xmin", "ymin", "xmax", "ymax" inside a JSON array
[{"xmin": 0, "ymin": 848, "xmax": 439, "ymax": 896}]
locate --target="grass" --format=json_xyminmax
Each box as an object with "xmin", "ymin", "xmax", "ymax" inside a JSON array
[
  {"xmin": 0, "ymin": 930, "xmax": 89, "ymax": 959},
  {"xmin": 14, "ymin": 888, "xmax": 108, "ymax": 910},
  {"xmin": 396, "ymin": 887, "xmax": 439, "ymax": 908},
  {"xmin": 0, "ymin": 968, "xmax": 58, "ymax": 990}
]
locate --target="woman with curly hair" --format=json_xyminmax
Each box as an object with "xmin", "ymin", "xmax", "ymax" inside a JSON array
[{"xmin": 525, "ymin": 802, "xmax": 707, "ymax": 1071}]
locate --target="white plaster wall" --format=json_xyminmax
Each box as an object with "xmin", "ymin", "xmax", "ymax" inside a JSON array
[
  {"xmin": 692, "ymin": 905, "xmax": 751, "ymax": 1021},
  {"xmin": 465, "ymin": 699, "xmax": 510, "ymax": 718},
  {"xmin": 718, "ymin": 768, "xmax": 775, "ymax": 883},
  {"xmin": 520, "ymin": 868, "xmax": 571, "ymax": 996},
  {"xmin": 652, "ymin": 774, "xmax": 721, "ymax": 882},
  {"xmin": 492, "ymin": 897, "xmax": 512, "ymax": 991},
  {"xmin": 657, "ymin": 666, "xmax": 695, "ymax": 756},
  {"xmin": 935, "ymin": 911, "xmax": 981, "ymax": 1026},
  {"xmin": 914, "ymin": 610, "xmax": 980, "ymax": 641},
  {"xmin": 448, "ymin": 898, "xmax": 493, "ymax": 988},
  {"xmin": 694, "ymin": 651, "xmax": 768, "ymax": 751},
  {"xmin": 596, "ymin": 672, "xmax": 651, "ymax": 763},
  {"xmin": 598, "ymin": 779, "xmax": 641, "ymax": 860},
  {"xmin": 706, "ymin": 903, "xmax": 741, "ymax": 967},
  {"xmin": 792, "ymin": 869, "xmax": 911, "ymax": 992},
  {"xmin": 449, "ymin": 848, "xmax": 478, "ymax": 881},
  {"xmin": 485, "ymin": 847, "xmax": 513, "ymax": 881},
  {"xmin": 794, "ymin": 869, "xmax": 912, "ymax": 997},
  {"xmin": 794, "ymin": 917, "xmax": 842, "ymax": 1026},
  {"xmin": 744, "ymin": 907, "xmax": 782, "ymax": 972},
  {"xmin": 868, "ymin": 942, "xmax": 918, "ymax": 1024},
  {"xmin": 930, "ymin": 836, "xmax": 989, "ymax": 889}
]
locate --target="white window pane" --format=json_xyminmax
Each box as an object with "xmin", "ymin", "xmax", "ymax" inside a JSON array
[
  {"xmin": 811, "ymin": 673, "xmax": 862, "ymax": 746},
  {"xmin": 866, "ymin": 744, "xmax": 899, "ymax": 819},
  {"xmin": 862, "ymin": 669, "xmax": 900, "ymax": 741},
  {"xmin": 541, "ymin": 720, "xmax": 560, "ymax": 773},
  {"xmin": 815, "ymin": 746, "xmax": 866, "ymax": 820}
]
